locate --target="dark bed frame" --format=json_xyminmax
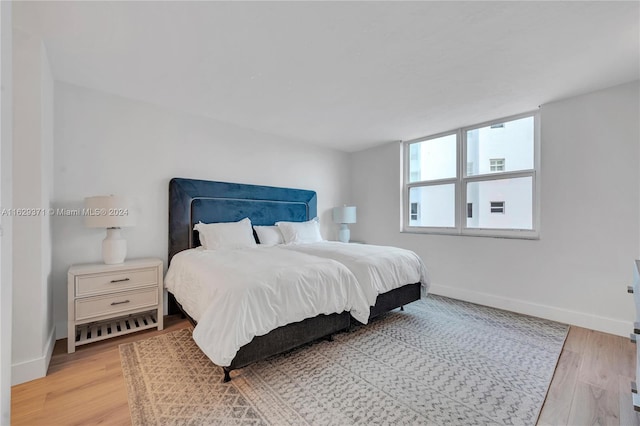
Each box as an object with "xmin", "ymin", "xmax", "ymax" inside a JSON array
[{"xmin": 168, "ymin": 177, "xmax": 420, "ymax": 382}]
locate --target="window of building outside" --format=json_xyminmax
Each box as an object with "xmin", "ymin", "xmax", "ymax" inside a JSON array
[
  {"xmin": 490, "ymin": 201, "xmax": 505, "ymax": 214},
  {"xmin": 490, "ymin": 158, "xmax": 505, "ymax": 172},
  {"xmin": 403, "ymin": 112, "xmax": 539, "ymax": 238},
  {"xmin": 410, "ymin": 202, "xmax": 419, "ymax": 221}
]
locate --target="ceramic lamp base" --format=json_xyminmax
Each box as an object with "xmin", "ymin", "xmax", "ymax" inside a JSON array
[
  {"xmin": 103, "ymin": 227, "xmax": 127, "ymax": 264},
  {"xmin": 338, "ymin": 224, "xmax": 351, "ymax": 243}
]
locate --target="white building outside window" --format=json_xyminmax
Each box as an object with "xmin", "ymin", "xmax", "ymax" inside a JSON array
[{"xmin": 403, "ymin": 112, "xmax": 539, "ymax": 239}]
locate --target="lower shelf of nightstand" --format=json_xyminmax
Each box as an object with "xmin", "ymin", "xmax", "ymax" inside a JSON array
[{"xmin": 74, "ymin": 311, "xmax": 158, "ymax": 347}]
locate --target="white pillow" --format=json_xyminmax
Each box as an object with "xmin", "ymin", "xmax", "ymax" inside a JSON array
[
  {"xmin": 275, "ymin": 218, "xmax": 323, "ymax": 244},
  {"xmin": 254, "ymin": 225, "xmax": 284, "ymax": 246},
  {"xmin": 194, "ymin": 218, "xmax": 257, "ymax": 250}
]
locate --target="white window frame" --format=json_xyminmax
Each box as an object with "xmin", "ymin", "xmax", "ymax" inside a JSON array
[{"xmin": 401, "ymin": 111, "xmax": 540, "ymax": 239}]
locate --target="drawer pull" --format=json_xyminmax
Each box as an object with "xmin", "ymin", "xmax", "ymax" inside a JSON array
[
  {"xmin": 110, "ymin": 300, "xmax": 131, "ymax": 306},
  {"xmin": 110, "ymin": 278, "xmax": 131, "ymax": 283},
  {"xmin": 628, "ymin": 285, "xmax": 635, "ymax": 294}
]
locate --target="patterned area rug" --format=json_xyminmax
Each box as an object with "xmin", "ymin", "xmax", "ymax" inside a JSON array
[{"xmin": 119, "ymin": 295, "xmax": 568, "ymax": 425}]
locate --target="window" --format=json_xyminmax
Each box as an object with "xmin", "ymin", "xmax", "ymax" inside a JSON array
[
  {"xmin": 403, "ymin": 112, "xmax": 539, "ymax": 238},
  {"xmin": 489, "ymin": 158, "xmax": 505, "ymax": 172},
  {"xmin": 410, "ymin": 202, "xmax": 419, "ymax": 221},
  {"xmin": 490, "ymin": 201, "xmax": 505, "ymax": 214}
]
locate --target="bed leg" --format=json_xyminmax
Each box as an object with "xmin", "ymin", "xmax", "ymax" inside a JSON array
[
  {"xmin": 400, "ymin": 305, "xmax": 404, "ymax": 311},
  {"xmin": 223, "ymin": 367, "xmax": 231, "ymax": 383}
]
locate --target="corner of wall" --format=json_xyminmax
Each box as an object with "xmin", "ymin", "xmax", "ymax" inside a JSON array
[
  {"xmin": 0, "ymin": 1, "xmax": 12, "ymax": 423},
  {"xmin": 11, "ymin": 25, "xmax": 55, "ymax": 384},
  {"xmin": 11, "ymin": 326, "xmax": 55, "ymax": 386}
]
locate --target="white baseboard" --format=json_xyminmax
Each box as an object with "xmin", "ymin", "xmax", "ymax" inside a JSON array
[
  {"xmin": 430, "ymin": 283, "xmax": 632, "ymax": 338},
  {"xmin": 12, "ymin": 326, "xmax": 56, "ymax": 386}
]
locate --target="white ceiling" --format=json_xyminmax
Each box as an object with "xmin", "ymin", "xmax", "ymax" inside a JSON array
[{"xmin": 14, "ymin": 1, "xmax": 640, "ymax": 152}]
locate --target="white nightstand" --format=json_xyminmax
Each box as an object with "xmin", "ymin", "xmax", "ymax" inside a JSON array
[{"xmin": 67, "ymin": 258, "xmax": 164, "ymax": 353}]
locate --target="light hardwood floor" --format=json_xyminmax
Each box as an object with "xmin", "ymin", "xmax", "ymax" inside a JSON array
[
  {"xmin": 538, "ymin": 326, "xmax": 640, "ymax": 426},
  {"xmin": 11, "ymin": 317, "xmax": 640, "ymax": 426}
]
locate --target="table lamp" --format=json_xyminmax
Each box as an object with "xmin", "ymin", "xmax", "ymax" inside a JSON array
[
  {"xmin": 332, "ymin": 206, "xmax": 357, "ymax": 243},
  {"xmin": 84, "ymin": 195, "xmax": 136, "ymax": 264}
]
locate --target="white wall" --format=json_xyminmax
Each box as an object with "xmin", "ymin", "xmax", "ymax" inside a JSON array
[
  {"xmin": 11, "ymin": 29, "xmax": 55, "ymax": 385},
  {"xmin": 52, "ymin": 82, "xmax": 352, "ymax": 338},
  {"xmin": 351, "ymin": 81, "xmax": 640, "ymax": 336},
  {"xmin": 0, "ymin": 1, "xmax": 11, "ymax": 422}
]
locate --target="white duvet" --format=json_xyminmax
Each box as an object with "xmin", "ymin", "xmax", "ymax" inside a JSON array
[
  {"xmin": 165, "ymin": 246, "xmax": 370, "ymax": 366},
  {"xmin": 282, "ymin": 241, "xmax": 430, "ymax": 306}
]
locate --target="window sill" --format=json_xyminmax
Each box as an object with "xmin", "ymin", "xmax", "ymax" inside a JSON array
[{"xmin": 401, "ymin": 227, "xmax": 540, "ymax": 240}]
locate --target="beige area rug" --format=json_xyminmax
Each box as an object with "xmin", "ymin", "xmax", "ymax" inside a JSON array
[{"xmin": 119, "ymin": 295, "xmax": 568, "ymax": 425}]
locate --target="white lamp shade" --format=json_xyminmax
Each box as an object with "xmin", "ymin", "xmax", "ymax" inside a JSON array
[
  {"xmin": 332, "ymin": 206, "xmax": 357, "ymax": 224},
  {"xmin": 84, "ymin": 196, "xmax": 136, "ymax": 228}
]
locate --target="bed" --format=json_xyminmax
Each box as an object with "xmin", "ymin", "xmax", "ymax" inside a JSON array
[
  {"xmin": 281, "ymin": 241, "xmax": 429, "ymax": 320},
  {"xmin": 165, "ymin": 245, "xmax": 371, "ymax": 367},
  {"xmin": 167, "ymin": 177, "xmax": 427, "ymax": 381}
]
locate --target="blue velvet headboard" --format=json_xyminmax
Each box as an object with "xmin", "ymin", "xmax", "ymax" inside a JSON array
[{"xmin": 168, "ymin": 178, "xmax": 317, "ymax": 263}]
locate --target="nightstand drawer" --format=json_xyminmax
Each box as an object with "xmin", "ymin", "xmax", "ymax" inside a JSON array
[
  {"xmin": 75, "ymin": 287, "xmax": 158, "ymax": 322},
  {"xmin": 75, "ymin": 268, "xmax": 158, "ymax": 297}
]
